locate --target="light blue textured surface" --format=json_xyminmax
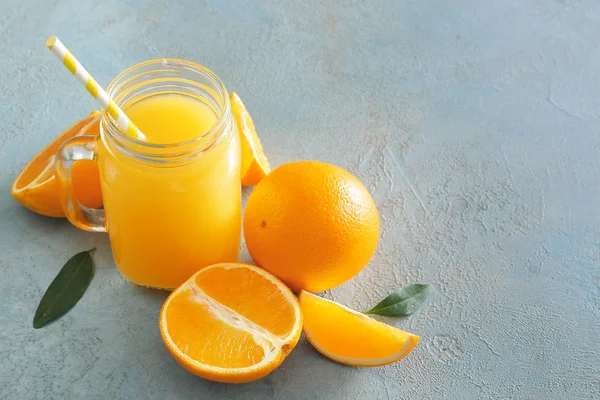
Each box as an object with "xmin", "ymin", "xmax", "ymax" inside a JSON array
[{"xmin": 1, "ymin": 0, "xmax": 599, "ymax": 399}]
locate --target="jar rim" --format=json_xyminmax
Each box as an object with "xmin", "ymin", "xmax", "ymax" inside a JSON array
[{"xmin": 102, "ymin": 58, "xmax": 231, "ymax": 151}]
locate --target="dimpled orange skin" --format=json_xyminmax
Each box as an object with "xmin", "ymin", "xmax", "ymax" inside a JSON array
[{"xmin": 243, "ymin": 161, "xmax": 380, "ymax": 292}]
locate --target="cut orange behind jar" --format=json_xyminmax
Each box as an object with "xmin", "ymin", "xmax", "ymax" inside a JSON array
[
  {"xmin": 11, "ymin": 112, "xmax": 103, "ymax": 217},
  {"xmin": 159, "ymin": 263, "xmax": 302, "ymax": 383},
  {"xmin": 230, "ymin": 92, "xmax": 270, "ymax": 186},
  {"xmin": 300, "ymin": 291, "xmax": 419, "ymax": 367}
]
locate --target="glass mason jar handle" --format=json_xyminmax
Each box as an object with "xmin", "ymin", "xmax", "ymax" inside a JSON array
[{"xmin": 55, "ymin": 136, "xmax": 107, "ymax": 232}]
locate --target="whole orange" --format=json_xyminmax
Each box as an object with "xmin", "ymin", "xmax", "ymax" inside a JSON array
[{"xmin": 243, "ymin": 161, "xmax": 380, "ymax": 292}]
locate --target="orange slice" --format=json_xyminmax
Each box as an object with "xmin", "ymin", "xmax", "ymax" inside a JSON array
[
  {"xmin": 11, "ymin": 112, "xmax": 103, "ymax": 217},
  {"xmin": 300, "ymin": 291, "xmax": 419, "ymax": 367},
  {"xmin": 230, "ymin": 92, "xmax": 270, "ymax": 186},
  {"xmin": 159, "ymin": 263, "xmax": 302, "ymax": 383}
]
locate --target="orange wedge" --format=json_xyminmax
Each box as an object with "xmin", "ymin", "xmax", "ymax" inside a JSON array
[
  {"xmin": 230, "ymin": 92, "xmax": 270, "ymax": 186},
  {"xmin": 300, "ymin": 291, "xmax": 419, "ymax": 367},
  {"xmin": 159, "ymin": 263, "xmax": 302, "ymax": 383},
  {"xmin": 11, "ymin": 112, "xmax": 103, "ymax": 217}
]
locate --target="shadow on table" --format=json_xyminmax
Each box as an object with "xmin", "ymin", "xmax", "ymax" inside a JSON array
[{"xmin": 131, "ymin": 284, "xmax": 171, "ymax": 302}]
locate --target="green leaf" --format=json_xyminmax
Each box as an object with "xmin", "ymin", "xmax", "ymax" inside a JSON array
[
  {"xmin": 33, "ymin": 248, "xmax": 95, "ymax": 329},
  {"xmin": 364, "ymin": 284, "xmax": 429, "ymax": 317}
]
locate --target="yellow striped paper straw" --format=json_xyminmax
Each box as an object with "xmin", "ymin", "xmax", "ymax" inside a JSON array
[{"xmin": 45, "ymin": 36, "xmax": 146, "ymax": 141}]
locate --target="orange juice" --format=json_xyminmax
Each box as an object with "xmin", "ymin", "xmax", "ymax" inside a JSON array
[
  {"xmin": 126, "ymin": 94, "xmax": 218, "ymax": 144},
  {"xmin": 97, "ymin": 92, "xmax": 241, "ymax": 289},
  {"xmin": 55, "ymin": 59, "xmax": 241, "ymax": 289}
]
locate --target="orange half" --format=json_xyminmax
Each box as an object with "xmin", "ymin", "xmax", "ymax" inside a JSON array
[
  {"xmin": 230, "ymin": 92, "xmax": 270, "ymax": 186},
  {"xmin": 300, "ymin": 291, "xmax": 419, "ymax": 367},
  {"xmin": 159, "ymin": 263, "xmax": 302, "ymax": 383},
  {"xmin": 11, "ymin": 112, "xmax": 103, "ymax": 217}
]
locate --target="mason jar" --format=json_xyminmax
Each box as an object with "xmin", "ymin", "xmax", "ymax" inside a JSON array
[{"xmin": 56, "ymin": 59, "xmax": 241, "ymax": 289}]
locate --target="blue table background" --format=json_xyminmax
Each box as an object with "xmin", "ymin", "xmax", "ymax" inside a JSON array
[{"xmin": 1, "ymin": 1, "xmax": 599, "ymax": 399}]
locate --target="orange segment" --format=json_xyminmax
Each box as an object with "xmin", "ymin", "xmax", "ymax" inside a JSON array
[
  {"xmin": 300, "ymin": 291, "xmax": 419, "ymax": 367},
  {"xmin": 193, "ymin": 266, "xmax": 299, "ymax": 337},
  {"xmin": 230, "ymin": 92, "xmax": 270, "ymax": 186},
  {"xmin": 160, "ymin": 263, "xmax": 302, "ymax": 383},
  {"xmin": 162, "ymin": 291, "xmax": 266, "ymax": 368},
  {"xmin": 11, "ymin": 112, "xmax": 103, "ymax": 217}
]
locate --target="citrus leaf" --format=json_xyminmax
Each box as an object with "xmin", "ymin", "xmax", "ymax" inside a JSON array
[
  {"xmin": 364, "ymin": 284, "xmax": 429, "ymax": 316},
  {"xmin": 33, "ymin": 248, "xmax": 95, "ymax": 329}
]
